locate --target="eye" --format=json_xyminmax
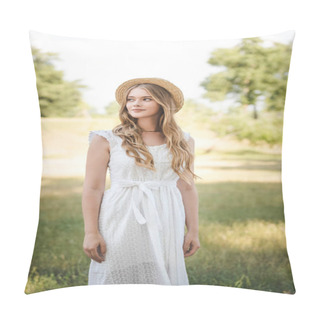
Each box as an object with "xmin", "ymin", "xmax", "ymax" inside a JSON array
[{"xmin": 144, "ymin": 98, "xmax": 152, "ymax": 101}]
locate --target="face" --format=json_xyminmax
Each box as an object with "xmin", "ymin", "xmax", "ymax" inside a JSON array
[{"xmin": 126, "ymin": 87, "xmax": 162, "ymax": 119}]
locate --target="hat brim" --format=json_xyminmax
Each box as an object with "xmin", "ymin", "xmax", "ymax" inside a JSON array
[{"xmin": 115, "ymin": 77, "xmax": 184, "ymax": 113}]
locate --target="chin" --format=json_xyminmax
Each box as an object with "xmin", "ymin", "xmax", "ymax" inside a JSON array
[{"xmin": 131, "ymin": 113, "xmax": 146, "ymax": 118}]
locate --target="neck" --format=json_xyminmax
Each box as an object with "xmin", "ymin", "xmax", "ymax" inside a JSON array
[{"xmin": 137, "ymin": 119, "xmax": 161, "ymax": 132}]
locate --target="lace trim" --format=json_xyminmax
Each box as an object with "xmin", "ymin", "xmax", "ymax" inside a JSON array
[{"xmin": 89, "ymin": 130, "xmax": 118, "ymax": 148}]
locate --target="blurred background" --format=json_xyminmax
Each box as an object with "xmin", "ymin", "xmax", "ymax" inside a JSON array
[{"xmin": 25, "ymin": 30, "xmax": 295, "ymax": 294}]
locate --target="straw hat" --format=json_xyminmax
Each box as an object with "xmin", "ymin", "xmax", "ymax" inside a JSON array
[{"xmin": 115, "ymin": 77, "xmax": 184, "ymax": 113}]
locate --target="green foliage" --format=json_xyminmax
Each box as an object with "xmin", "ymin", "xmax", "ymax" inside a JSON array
[
  {"xmin": 261, "ymin": 42, "xmax": 293, "ymax": 111},
  {"xmin": 176, "ymin": 99, "xmax": 283, "ymax": 146},
  {"xmin": 211, "ymin": 109, "xmax": 283, "ymax": 145},
  {"xmin": 25, "ymin": 267, "xmax": 60, "ymax": 294},
  {"xmin": 31, "ymin": 47, "xmax": 89, "ymax": 117},
  {"xmin": 176, "ymin": 98, "xmax": 217, "ymax": 129},
  {"xmin": 201, "ymin": 37, "xmax": 293, "ymax": 117},
  {"xmin": 104, "ymin": 100, "xmax": 121, "ymax": 117}
]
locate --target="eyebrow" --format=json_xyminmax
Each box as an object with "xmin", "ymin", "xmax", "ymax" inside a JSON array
[{"xmin": 127, "ymin": 96, "xmax": 152, "ymax": 98}]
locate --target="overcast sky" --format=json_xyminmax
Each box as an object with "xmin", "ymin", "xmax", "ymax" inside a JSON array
[{"xmin": 29, "ymin": 30, "xmax": 295, "ymax": 113}]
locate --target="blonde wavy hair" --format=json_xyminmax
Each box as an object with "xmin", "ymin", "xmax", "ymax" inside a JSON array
[{"xmin": 112, "ymin": 83, "xmax": 201, "ymax": 185}]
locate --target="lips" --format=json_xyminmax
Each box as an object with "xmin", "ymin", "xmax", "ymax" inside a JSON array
[{"xmin": 132, "ymin": 109, "xmax": 145, "ymax": 112}]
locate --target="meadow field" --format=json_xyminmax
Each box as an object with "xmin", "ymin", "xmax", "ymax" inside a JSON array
[{"xmin": 25, "ymin": 118, "xmax": 295, "ymax": 294}]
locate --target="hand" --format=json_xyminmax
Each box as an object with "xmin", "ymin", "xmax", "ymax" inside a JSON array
[
  {"xmin": 83, "ymin": 232, "xmax": 107, "ymax": 263},
  {"xmin": 183, "ymin": 231, "xmax": 200, "ymax": 258}
]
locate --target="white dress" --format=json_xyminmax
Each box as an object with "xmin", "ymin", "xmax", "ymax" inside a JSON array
[{"xmin": 87, "ymin": 129, "xmax": 190, "ymax": 285}]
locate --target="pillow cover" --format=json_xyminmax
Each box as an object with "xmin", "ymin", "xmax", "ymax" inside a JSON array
[{"xmin": 25, "ymin": 30, "xmax": 295, "ymax": 294}]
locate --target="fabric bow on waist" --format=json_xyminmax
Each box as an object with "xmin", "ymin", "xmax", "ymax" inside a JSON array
[
  {"xmin": 111, "ymin": 179, "xmax": 177, "ymax": 230},
  {"xmin": 109, "ymin": 179, "xmax": 179, "ymax": 285}
]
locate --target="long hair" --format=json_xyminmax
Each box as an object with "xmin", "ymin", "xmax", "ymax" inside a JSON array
[{"xmin": 112, "ymin": 83, "xmax": 200, "ymax": 185}]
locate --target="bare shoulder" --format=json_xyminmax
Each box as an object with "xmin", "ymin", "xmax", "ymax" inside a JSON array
[
  {"xmin": 89, "ymin": 133, "xmax": 110, "ymax": 153},
  {"xmin": 87, "ymin": 134, "xmax": 111, "ymax": 169}
]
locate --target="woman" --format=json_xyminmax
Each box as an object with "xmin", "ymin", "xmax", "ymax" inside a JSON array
[{"xmin": 82, "ymin": 77, "xmax": 200, "ymax": 285}]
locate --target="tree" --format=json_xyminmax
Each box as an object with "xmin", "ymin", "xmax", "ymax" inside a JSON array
[
  {"xmin": 104, "ymin": 101, "xmax": 120, "ymax": 117},
  {"xmin": 200, "ymin": 37, "xmax": 293, "ymax": 119},
  {"xmin": 31, "ymin": 47, "xmax": 88, "ymax": 117}
]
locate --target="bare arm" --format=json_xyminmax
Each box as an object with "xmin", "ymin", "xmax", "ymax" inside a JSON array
[
  {"xmin": 177, "ymin": 136, "xmax": 200, "ymax": 257},
  {"xmin": 82, "ymin": 134, "xmax": 110, "ymax": 262}
]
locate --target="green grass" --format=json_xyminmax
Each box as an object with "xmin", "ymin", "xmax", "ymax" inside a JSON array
[
  {"xmin": 25, "ymin": 178, "xmax": 295, "ymax": 294},
  {"xmin": 25, "ymin": 177, "xmax": 89, "ymax": 294},
  {"xmin": 185, "ymin": 182, "xmax": 294, "ymax": 293},
  {"xmin": 25, "ymin": 118, "xmax": 294, "ymax": 294}
]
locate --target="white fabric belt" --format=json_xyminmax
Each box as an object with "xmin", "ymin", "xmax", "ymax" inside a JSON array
[
  {"xmin": 109, "ymin": 179, "xmax": 178, "ymax": 285},
  {"xmin": 111, "ymin": 179, "xmax": 176, "ymax": 229}
]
